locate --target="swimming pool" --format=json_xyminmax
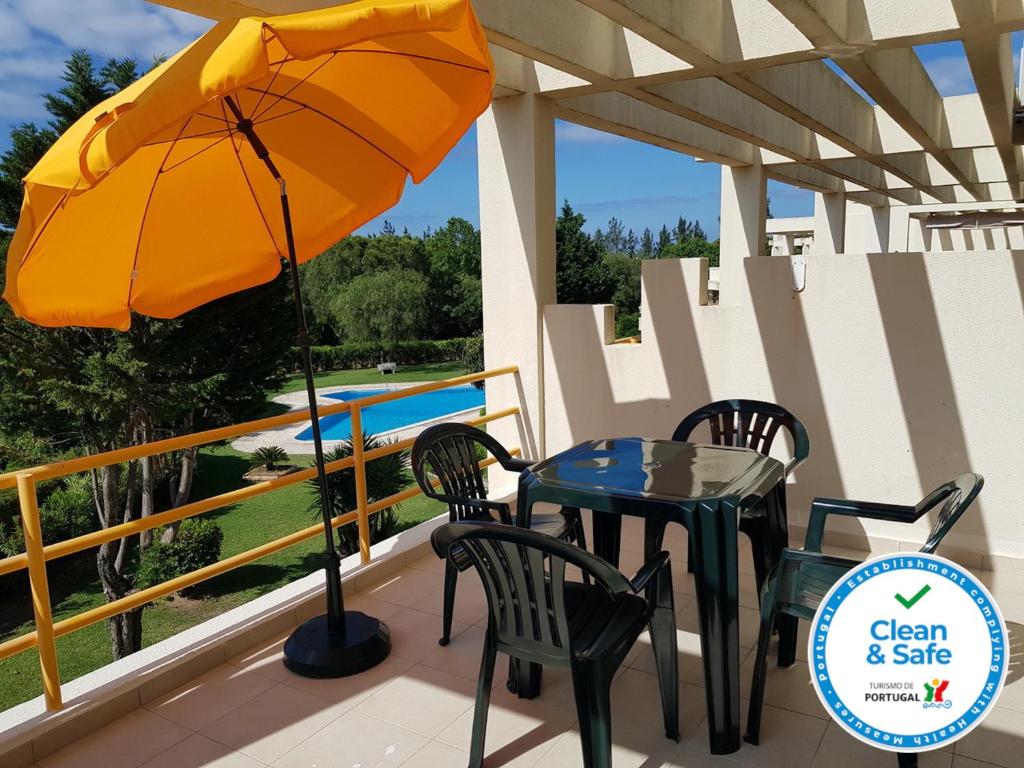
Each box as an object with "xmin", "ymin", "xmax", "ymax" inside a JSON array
[{"xmin": 295, "ymin": 385, "xmax": 485, "ymax": 441}]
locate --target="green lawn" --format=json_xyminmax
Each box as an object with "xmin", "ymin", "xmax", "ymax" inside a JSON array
[
  {"xmin": 0, "ymin": 363, "xmax": 466, "ymax": 711},
  {"xmin": 277, "ymin": 361, "xmax": 469, "ymax": 393}
]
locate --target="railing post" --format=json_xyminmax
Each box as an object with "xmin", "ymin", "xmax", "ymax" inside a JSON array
[
  {"xmin": 18, "ymin": 473, "xmax": 62, "ymax": 710},
  {"xmin": 349, "ymin": 405, "xmax": 371, "ymax": 564}
]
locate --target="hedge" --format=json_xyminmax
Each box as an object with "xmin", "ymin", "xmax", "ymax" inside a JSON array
[{"xmin": 290, "ymin": 338, "xmax": 473, "ymax": 372}]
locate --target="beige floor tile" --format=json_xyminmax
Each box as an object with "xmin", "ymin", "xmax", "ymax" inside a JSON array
[
  {"xmin": 952, "ymin": 757, "xmax": 1007, "ymax": 768},
  {"xmin": 354, "ymin": 664, "xmax": 476, "ymax": 738},
  {"xmin": 38, "ymin": 709, "xmax": 191, "ymax": 768},
  {"xmin": 540, "ymin": 720, "xmax": 684, "ymax": 768},
  {"xmin": 272, "ymin": 710, "xmax": 426, "ymax": 768},
  {"xmin": 810, "ymin": 723, "xmax": 952, "ymax": 768},
  {"xmin": 138, "ymin": 734, "xmax": 263, "ymax": 768},
  {"xmin": 145, "ymin": 663, "xmax": 277, "ymax": 731},
  {"xmin": 419, "ymin": 577, "xmax": 491, "ymax": 628},
  {"xmin": 670, "ymin": 747, "xmax": 761, "ymax": 767},
  {"xmin": 400, "ymin": 739, "xmax": 470, "ymax": 767},
  {"xmin": 420, "ymin": 625, "xmax": 509, "ymax": 686},
  {"xmin": 200, "ymin": 683, "xmax": 346, "ymax": 764},
  {"xmin": 387, "ymin": 606, "xmax": 469, "ymax": 662},
  {"xmin": 953, "ymin": 706, "xmax": 1024, "ymax": 768},
  {"xmin": 277, "ymin": 652, "xmax": 415, "ymax": 708},
  {"xmin": 686, "ymin": 701, "xmax": 827, "ymax": 768},
  {"xmin": 361, "ymin": 568, "xmax": 442, "ymax": 607},
  {"xmin": 629, "ymin": 626, "xmax": 754, "ymax": 688},
  {"xmin": 226, "ymin": 631, "xmax": 292, "ymax": 681},
  {"xmin": 406, "ymin": 554, "xmax": 448, "ymax": 575},
  {"xmin": 344, "ymin": 592, "xmax": 406, "ymax": 620},
  {"xmin": 610, "ymin": 668, "xmax": 707, "ymax": 742},
  {"xmin": 676, "ymin": 597, "xmax": 763, "ymax": 650},
  {"xmin": 435, "ymin": 684, "xmax": 574, "ymax": 766},
  {"xmin": 738, "ymin": 657, "xmax": 826, "ymax": 720}
]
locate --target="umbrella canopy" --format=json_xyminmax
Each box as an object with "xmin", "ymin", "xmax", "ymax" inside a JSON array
[{"xmin": 4, "ymin": 0, "xmax": 493, "ymax": 329}]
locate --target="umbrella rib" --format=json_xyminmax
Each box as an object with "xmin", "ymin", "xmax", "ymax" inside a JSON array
[
  {"xmin": 328, "ymin": 48, "xmax": 491, "ymax": 75},
  {"xmin": 126, "ymin": 116, "xmax": 195, "ymax": 305},
  {"xmin": 244, "ymin": 87, "xmax": 412, "ymax": 175},
  {"xmin": 142, "ymin": 125, "xmax": 233, "ymax": 148},
  {"xmin": 159, "ymin": 135, "xmax": 232, "ymax": 173},
  {"xmin": 222, "ymin": 101, "xmax": 283, "ymax": 257},
  {"xmin": 251, "ymin": 53, "xmax": 336, "ymax": 123},
  {"xmin": 249, "ymin": 54, "xmax": 292, "ymax": 120}
]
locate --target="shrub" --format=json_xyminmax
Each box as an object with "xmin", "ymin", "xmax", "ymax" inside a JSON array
[
  {"xmin": 461, "ymin": 331, "xmax": 483, "ymax": 373},
  {"xmin": 251, "ymin": 446, "xmax": 289, "ymax": 471},
  {"xmin": 290, "ymin": 337, "xmax": 471, "ymax": 372},
  {"xmin": 0, "ymin": 474, "xmax": 96, "ymax": 558},
  {"xmin": 136, "ymin": 518, "xmax": 224, "ymax": 598},
  {"xmin": 310, "ymin": 434, "xmax": 410, "ymax": 557}
]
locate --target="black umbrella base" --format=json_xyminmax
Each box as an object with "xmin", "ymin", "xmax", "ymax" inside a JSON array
[{"xmin": 283, "ymin": 612, "xmax": 391, "ymax": 678}]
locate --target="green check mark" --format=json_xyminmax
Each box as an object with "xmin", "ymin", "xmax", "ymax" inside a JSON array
[{"xmin": 894, "ymin": 584, "xmax": 931, "ymax": 609}]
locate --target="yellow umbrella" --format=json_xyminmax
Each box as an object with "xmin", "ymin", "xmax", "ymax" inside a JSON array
[{"xmin": 3, "ymin": 0, "xmax": 493, "ymax": 677}]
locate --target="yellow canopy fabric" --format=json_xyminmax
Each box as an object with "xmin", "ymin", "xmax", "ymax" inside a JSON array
[{"xmin": 4, "ymin": 0, "xmax": 493, "ymax": 330}]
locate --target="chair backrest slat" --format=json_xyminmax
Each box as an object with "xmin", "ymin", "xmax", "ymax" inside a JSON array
[
  {"xmin": 413, "ymin": 424, "xmax": 517, "ymax": 522},
  {"xmin": 673, "ymin": 399, "xmax": 809, "ymax": 471},
  {"xmin": 432, "ymin": 522, "xmax": 636, "ymax": 661}
]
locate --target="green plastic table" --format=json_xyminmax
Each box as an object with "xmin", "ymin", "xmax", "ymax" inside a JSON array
[{"xmin": 514, "ymin": 437, "xmax": 789, "ymax": 755}]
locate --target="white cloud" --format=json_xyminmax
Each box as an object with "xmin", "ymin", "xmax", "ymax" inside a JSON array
[
  {"xmin": 920, "ymin": 54, "xmax": 977, "ymax": 97},
  {"xmin": 0, "ymin": 52, "xmax": 66, "ymax": 80},
  {"xmin": 0, "ymin": 82, "xmax": 50, "ymax": 120},
  {"xmin": 3, "ymin": 0, "xmax": 211, "ymax": 59},
  {"xmin": 556, "ymin": 122, "xmax": 630, "ymax": 145}
]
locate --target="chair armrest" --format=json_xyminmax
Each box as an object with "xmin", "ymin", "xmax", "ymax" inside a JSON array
[
  {"xmin": 783, "ymin": 455, "xmax": 807, "ymax": 476},
  {"xmin": 502, "ymin": 457, "xmax": 533, "ymax": 472},
  {"xmin": 630, "ymin": 551, "xmax": 670, "ymax": 593},
  {"xmin": 430, "ymin": 494, "xmax": 513, "ymax": 525},
  {"xmin": 804, "ymin": 497, "xmax": 919, "ymax": 552}
]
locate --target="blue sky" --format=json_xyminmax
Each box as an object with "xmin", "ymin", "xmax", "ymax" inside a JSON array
[{"xmin": 0, "ymin": 2, "xmax": 1019, "ymax": 240}]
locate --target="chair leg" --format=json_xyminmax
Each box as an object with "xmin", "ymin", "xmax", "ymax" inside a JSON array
[
  {"xmin": 686, "ymin": 536, "xmax": 696, "ymax": 573},
  {"xmin": 648, "ymin": 571, "xmax": 680, "ymax": 741},
  {"xmin": 469, "ymin": 630, "xmax": 498, "ymax": 768},
  {"xmin": 896, "ymin": 753, "xmax": 918, "ymax": 768},
  {"xmin": 743, "ymin": 605, "xmax": 776, "ymax": 745},
  {"xmin": 776, "ymin": 613, "xmax": 798, "ymax": 668},
  {"xmin": 570, "ymin": 660, "xmax": 614, "ymax": 768},
  {"xmin": 440, "ymin": 560, "xmax": 458, "ymax": 646}
]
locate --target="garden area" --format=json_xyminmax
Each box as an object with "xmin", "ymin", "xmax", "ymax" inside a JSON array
[{"xmin": 0, "ymin": 363, "xmax": 462, "ymax": 711}]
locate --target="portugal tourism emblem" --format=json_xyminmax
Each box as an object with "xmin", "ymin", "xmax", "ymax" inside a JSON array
[{"xmin": 809, "ymin": 553, "xmax": 1007, "ymax": 752}]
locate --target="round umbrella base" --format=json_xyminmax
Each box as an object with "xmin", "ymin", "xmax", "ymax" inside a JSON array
[{"xmin": 283, "ymin": 612, "xmax": 390, "ymax": 678}]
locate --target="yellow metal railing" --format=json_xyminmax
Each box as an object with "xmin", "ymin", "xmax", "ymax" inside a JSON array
[{"xmin": 0, "ymin": 366, "xmax": 521, "ymax": 711}]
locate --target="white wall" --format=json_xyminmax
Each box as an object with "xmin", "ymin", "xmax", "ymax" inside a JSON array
[{"xmin": 540, "ymin": 252, "xmax": 1024, "ymax": 568}]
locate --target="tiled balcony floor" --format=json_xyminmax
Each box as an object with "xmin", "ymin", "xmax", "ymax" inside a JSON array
[{"xmin": 31, "ymin": 516, "xmax": 1024, "ymax": 768}]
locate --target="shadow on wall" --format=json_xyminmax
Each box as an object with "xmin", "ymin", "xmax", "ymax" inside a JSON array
[
  {"xmin": 867, "ymin": 251, "xmax": 980, "ymax": 547},
  {"xmin": 542, "ymin": 260, "xmax": 712, "ymax": 449}
]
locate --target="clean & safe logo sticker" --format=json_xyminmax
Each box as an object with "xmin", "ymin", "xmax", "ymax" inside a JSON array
[{"xmin": 809, "ymin": 553, "xmax": 1006, "ymax": 752}]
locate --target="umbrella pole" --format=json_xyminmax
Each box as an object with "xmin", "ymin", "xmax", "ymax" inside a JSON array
[{"xmin": 226, "ymin": 96, "xmax": 390, "ymax": 678}]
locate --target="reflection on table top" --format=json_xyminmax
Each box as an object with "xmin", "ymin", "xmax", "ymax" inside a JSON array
[{"xmin": 526, "ymin": 437, "xmax": 783, "ymax": 505}]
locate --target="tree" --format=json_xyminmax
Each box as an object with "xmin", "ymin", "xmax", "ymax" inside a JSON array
[
  {"xmin": 330, "ymin": 268, "xmax": 430, "ymax": 347},
  {"xmin": 656, "ymin": 225, "xmax": 672, "ymax": 255},
  {"xmin": 0, "ymin": 51, "xmax": 292, "ymax": 660},
  {"xmin": 604, "ymin": 217, "xmax": 625, "ymax": 253},
  {"xmin": 425, "ymin": 217, "xmax": 482, "ymax": 338},
  {"xmin": 640, "ymin": 228, "xmax": 655, "ymax": 257},
  {"xmin": 555, "ymin": 201, "xmax": 614, "ymax": 304}
]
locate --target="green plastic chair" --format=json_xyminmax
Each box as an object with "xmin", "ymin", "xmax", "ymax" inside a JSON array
[
  {"xmin": 432, "ymin": 521, "xmax": 680, "ymax": 768},
  {"xmin": 744, "ymin": 473, "xmax": 984, "ymax": 768},
  {"xmin": 672, "ymin": 399, "xmax": 809, "ymax": 596}
]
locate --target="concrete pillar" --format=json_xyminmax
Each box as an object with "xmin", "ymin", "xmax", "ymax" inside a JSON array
[
  {"xmin": 844, "ymin": 201, "xmax": 890, "ymax": 253},
  {"xmin": 772, "ymin": 234, "xmax": 795, "ymax": 256},
  {"xmin": 719, "ymin": 162, "xmax": 766, "ymax": 307},
  {"xmin": 811, "ymin": 191, "xmax": 846, "ymax": 254},
  {"xmin": 478, "ymin": 95, "xmax": 555, "ymax": 472}
]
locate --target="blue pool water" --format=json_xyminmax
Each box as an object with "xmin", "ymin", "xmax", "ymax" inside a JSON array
[{"xmin": 296, "ymin": 385, "xmax": 485, "ymax": 441}]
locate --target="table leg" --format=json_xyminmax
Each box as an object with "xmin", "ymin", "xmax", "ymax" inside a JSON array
[
  {"xmin": 591, "ymin": 510, "xmax": 622, "ymax": 568},
  {"xmin": 691, "ymin": 499, "xmax": 741, "ymax": 754}
]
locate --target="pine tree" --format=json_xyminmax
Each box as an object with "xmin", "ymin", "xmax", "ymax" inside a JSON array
[
  {"xmin": 640, "ymin": 227, "xmax": 654, "ymax": 257},
  {"xmin": 657, "ymin": 225, "xmax": 672, "ymax": 255}
]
